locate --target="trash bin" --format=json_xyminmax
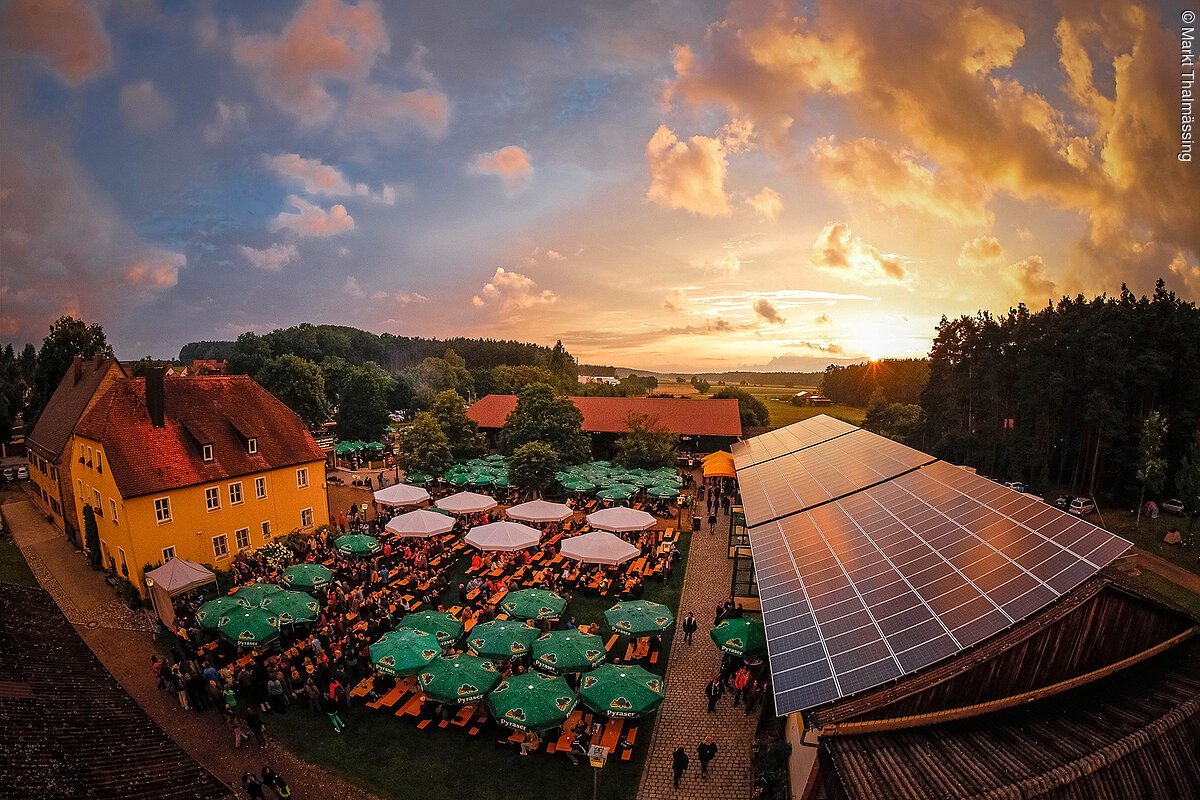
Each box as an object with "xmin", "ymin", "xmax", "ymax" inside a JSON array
[{"xmin": 692, "ymin": 515, "xmax": 702, "ymax": 532}]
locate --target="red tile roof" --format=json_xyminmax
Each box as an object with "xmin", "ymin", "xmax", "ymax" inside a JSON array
[
  {"xmin": 75, "ymin": 376, "xmax": 325, "ymax": 499},
  {"xmin": 26, "ymin": 357, "xmax": 125, "ymax": 460},
  {"xmin": 467, "ymin": 394, "xmax": 743, "ymax": 437}
]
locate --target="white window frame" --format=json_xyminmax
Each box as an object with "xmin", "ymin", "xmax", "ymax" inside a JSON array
[
  {"xmin": 92, "ymin": 489, "xmax": 103, "ymax": 517},
  {"xmin": 154, "ymin": 497, "xmax": 172, "ymax": 524},
  {"xmin": 300, "ymin": 507, "xmax": 314, "ymax": 529},
  {"xmin": 162, "ymin": 545, "xmax": 176, "ymax": 562},
  {"xmin": 261, "ymin": 520, "xmax": 271, "ymax": 538},
  {"xmin": 255, "ymin": 476, "xmax": 267, "ymax": 500},
  {"xmin": 202, "ymin": 443, "xmax": 214, "ymax": 462},
  {"xmin": 212, "ymin": 534, "xmax": 228, "ymax": 559},
  {"xmin": 204, "ymin": 486, "xmax": 220, "ymax": 511},
  {"xmin": 296, "ymin": 467, "xmax": 309, "ymax": 489},
  {"xmin": 247, "ymin": 438, "xmax": 258, "ymax": 454},
  {"xmin": 117, "ymin": 546, "xmax": 128, "ymax": 577},
  {"xmin": 228, "ymin": 481, "xmax": 244, "ymax": 506},
  {"xmin": 235, "ymin": 527, "xmax": 250, "ymax": 551},
  {"xmin": 95, "ymin": 451, "xmax": 103, "ymax": 474},
  {"xmin": 109, "ymin": 498, "xmax": 118, "ymax": 525}
]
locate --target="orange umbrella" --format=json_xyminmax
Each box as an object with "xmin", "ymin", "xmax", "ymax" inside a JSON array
[{"xmin": 703, "ymin": 460, "xmax": 736, "ymax": 478}]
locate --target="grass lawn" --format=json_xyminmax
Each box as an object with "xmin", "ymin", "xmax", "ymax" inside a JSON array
[
  {"xmin": 0, "ymin": 535, "xmax": 37, "ymax": 587},
  {"xmin": 1129, "ymin": 569, "xmax": 1200, "ymax": 617},
  {"xmin": 268, "ymin": 526, "xmax": 693, "ymax": 800},
  {"xmin": 1095, "ymin": 506, "xmax": 1199, "ymax": 578},
  {"xmin": 655, "ymin": 381, "xmax": 866, "ymax": 430}
]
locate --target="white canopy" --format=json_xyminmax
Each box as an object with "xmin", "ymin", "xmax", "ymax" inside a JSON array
[
  {"xmin": 435, "ymin": 491, "xmax": 499, "ymax": 515},
  {"xmin": 507, "ymin": 499, "xmax": 574, "ymax": 524},
  {"xmin": 385, "ymin": 508, "xmax": 456, "ymax": 538},
  {"xmin": 145, "ymin": 558, "xmax": 216, "ymax": 595},
  {"xmin": 374, "ymin": 483, "xmax": 431, "ymax": 506},
  {"xmin": 464, "ymin": 521, "xmax": 542, "ymax": 552},
  {"xmin": 560, "ymin": 531, "xmax": 640, "ymax": 566},
  {"xmin": 587, "ymin": 506, "xmax": 657, "ymax": 533}
]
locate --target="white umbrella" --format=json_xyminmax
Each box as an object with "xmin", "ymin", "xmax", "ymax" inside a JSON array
[
  {"xmin": 507, "ymin": 499, "xmax": 574, "ymax": 524},
  {"xmin": 464, "ymin": 521, "xmax": 542, "ymax": 552},
  {"xmin": 560, "ymin": 531, "xmax": 640, "ymax": 566},
  {"xmin": 587, "ymin": 506, "xmax": 657, "ymax": 533},
  {"xmin": 374, "ymin": 483, "xmax": 431, "ymax": 507},
  {"xmin": 385, "ymin": 509, "xmax": 456, "ymax": 538},
  {"xmin": 436, "ymin": 491, "xmax": 499, "ymax": 515}
]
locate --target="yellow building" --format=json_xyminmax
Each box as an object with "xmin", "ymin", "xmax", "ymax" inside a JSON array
[
  {"xmin": 26, "ymin": 356, "xmax": 127, "ymax": 544},
  {"xmin": 70, "ymin": 368, "xmax": 329, "ymax": 593}
]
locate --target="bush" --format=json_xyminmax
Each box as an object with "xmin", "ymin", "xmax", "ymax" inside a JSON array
[{"xmin": 114, "ymin": 576, "xmax": 143, "ymax": 609}]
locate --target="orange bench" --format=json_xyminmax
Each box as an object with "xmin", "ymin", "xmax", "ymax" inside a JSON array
[{"xmin": 620, "ymin": 726, "xmax": 638, "ymax": 760}]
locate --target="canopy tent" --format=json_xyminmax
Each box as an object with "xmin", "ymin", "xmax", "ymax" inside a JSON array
[
  {"xmin": 464, "ymin": 521, "xmax": 542, "ymax": 552},
  {"xmin": 436, "ymin": 491, "xmax": 498, "ymax": 515},
  {"xmin": 701, "ymin": 450, "xmax": 734, "ymax": 462},
  {"xmin": 147, "ymin": 558, "xmax": 217, "ymax": 628},
  {"xmin": 385, "ymin": 509, "xmax": 456, "ymax": 538},
  {"xmin": 374, "ymin": 483, "xmax": 431, "ymax": 507},
  {"xmin": 507, "ymin": 499, "xmax": 574, "ymax": 524},
  {"xmin": 587, "ymin": 506, "xmax": 657, "ymax": 533},
  {"xmin": 560, "ymin": 531, "xmax": 640, "ymax": 566},
  {"xmin": 703, "ymin": 459, "xmax": 737, "ymax": 479}
]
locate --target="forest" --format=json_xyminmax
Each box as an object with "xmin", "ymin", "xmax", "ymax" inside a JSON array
[{"xmin": 821, "ymin": 359, "xmax": 930, "ymax": 406}]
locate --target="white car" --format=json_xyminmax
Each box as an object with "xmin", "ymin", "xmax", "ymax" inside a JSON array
[
  {"xmin": 15, "ymin": 465, "xmax": 28, "ymax": 480},
  {"xmin": 1068, "ymin": 497, "xmax": 1095, "ymax": 516},
  {"xmin": 1003, "ymin": 481, "xmax": 1026, "ymax": 493}
]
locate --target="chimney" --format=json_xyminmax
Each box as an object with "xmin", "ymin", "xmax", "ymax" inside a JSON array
[
  {"xmin": 72, "ymin": 357, "xmax": 83, "ymax": 386},
  {"xmin": 146, "ymin": 366, "xmax": 166, "ymax": 428}
]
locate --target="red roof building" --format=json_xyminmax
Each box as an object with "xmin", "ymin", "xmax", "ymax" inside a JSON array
[{"xmin": 467, "ymin": 394, "xmax": 743, "ymax": 438}]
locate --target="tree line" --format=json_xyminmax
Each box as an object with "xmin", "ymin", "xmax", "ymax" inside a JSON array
[{"xmin": 820, "ymin": 359, "xmax": 930, "ymax": 406}]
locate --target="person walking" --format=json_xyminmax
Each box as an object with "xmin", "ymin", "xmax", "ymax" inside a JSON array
[
  {"xmin": 697, "ymin": 736, "xmax": 719, "ymax": 779},
  {"xmin": 732, "ymin": 665, "xmax": 751, "ymax": 706},
  {"xmin": 261, "ymin": 766, "xmax": 292, "ymax": 799},
  {"xmin": 682, "ymin": 612, "xmax": 697, "ymax": 646},
  {"xmin": 704, "ymin": 676, "xmax": 723, "ymax": 713},
  {"xmin": 671, "ymin": 746, "xmax": 689, "ymax": 789},
  {"xmin": 241, "ymin": 772, "xmax": 266, "ymax": 800},
  {"xmin": 321, "ymin": 689, "xmax": 345, "ymax": 733},
  {"xmin": 707, "ymin": 511, "xmax": 717, "ymax": 534}
]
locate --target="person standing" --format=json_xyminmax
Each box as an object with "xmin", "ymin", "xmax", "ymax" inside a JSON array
[
  {"xmin": 697, "ymin": 736, "xmax": 719, "ymax": 779},
  {"xmin": 731, "ymin": 665, "xmax": 751, "ymax": 706},
  {"xmin": 707, "ymin": 510, "xmax": 718, "ymax": 534},
  {"xmin": 241, "ymin": 772, "xmax": 265, "ymax": 800},
  {"xmin": 704, "ymin": 676, "xmax": 723, "ymax": 713},
  {"xmin": 261, "ymin": 766, "xmax": 291, "ymax": 799},
  {"xmin": 682, "ymin": 612, "xmax": 697, "ymax": 646},
  {"xmin": 321, "ymin": 689, "xmax": 345, "ymax": 733},
  {"xmin": 672, "ymin": 746, "xmax": 689, "ymax": 789}
]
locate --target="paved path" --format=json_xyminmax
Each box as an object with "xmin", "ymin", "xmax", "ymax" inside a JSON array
[
  {"xmin": 2, "ymin": 496, "xmax": 380, "ymax": 800},
  {"xmin": 1135, "ymin": 547, "xmax": 1200, "ymax": 594},
  {"xmin": 638, "ymin": 505, "xmax": 756, "ymax": 800}
]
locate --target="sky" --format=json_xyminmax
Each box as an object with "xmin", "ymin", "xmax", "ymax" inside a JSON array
[{"xmin": 1, "ymin": 0, "xmax": 1196, "ymax": 373}]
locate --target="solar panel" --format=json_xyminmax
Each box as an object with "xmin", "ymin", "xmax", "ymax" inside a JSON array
[
  {"xmin": 731, "ymin": 414, "xmax": 858, "ymax": 469},
  {"xmin": 741, "ymin": 423, "xmax": 1132, "ymax": 715},
  {"xmin": 738, "ymin": 429, "xmax": 935, "ymax": 527}
]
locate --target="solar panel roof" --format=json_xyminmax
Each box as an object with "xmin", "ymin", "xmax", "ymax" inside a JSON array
[
  {"xmin": 731, "ymin": 414, "xmax": 857, "ymax": 468},
  {"xmin": 736, "ymin": 419, "xmax": 1132, "ymax": 715}
]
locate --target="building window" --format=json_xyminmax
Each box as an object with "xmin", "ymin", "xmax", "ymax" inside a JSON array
[
  {"xmin": 248, "ymin": 438, "xmax": 258, "ymax": 454},
  {"xmin": 229, "ymin": 482, "xmax": 243, "ymax": 505},
  {"xmin": 92, "ymin": 489, "xmax": 103, "ymax": 517},
  {"xmin": 300, "ymin": 507, "xmax": 314, "ymax": 529},
  {"xmin": 212, "ymin": 534, "xmax": 228, "ymax": 559},
  {"xmin": 206, "ymin": 486, "xmax": 221, "ymax": 511},
  {"xmin": 95, "ymin": 452, "xmax": 103, "ymax": 474},
  {"xmin": 162, "ymin": 546, "xmax": 176, "ymax": 562},
  {"xmin": 255, "ymin": 477, "xmax": 267, "ymax": 500},
  {"xmin": 86, "ymin": 446, "xmax": 93, "ymax": 468},
  {"xmin": 261, "ymin": 520, "xmax": 271, "ymax": 538},
  {"xmin": 154, "ymin": 497, "xmax": 171, "ymax": 523},
  {"xmin": 235, "ymin": 528, "xmax": 250, "ymax": 551},
  {"xmin": 296, "ymin": 468, "xmax": 309, "ymax": 489},
  {"xmin": 202, "ymin": 443, "xmax": 214, "ymax": 462},
  {"xmin": 109, "ymin": 498, "xmax": 118, "ymax": 525},
  {"xmin": 117, "ymin": 547, "xmax": 128, "ymax": 578}
]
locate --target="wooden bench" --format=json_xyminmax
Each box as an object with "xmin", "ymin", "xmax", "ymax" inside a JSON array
[
  {"xmin": 620, "ymin": 726, "xmax": 637, "ymax": 760},
  {"xmin": 599, "ymin": 719, "xmax": 624, "ymax": 754},
  {"xmin": 350, "ymin": 676, "xmax": 375, "ymax": 698},
  {"xmin": 396, "ymin": 691, "xmax": 425, "ymax": 717}
]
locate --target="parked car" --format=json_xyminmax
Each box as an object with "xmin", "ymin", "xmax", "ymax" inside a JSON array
[
  {"xmin": 1161, "ymin": 498, "xmax": 1187, "ymax": 516},
  {"xmin": 1068, "ymin": 497, "xmax": 1096, "ymax": 516},
  {"xmin": 1003, "ymin": 481, "xmax": 1026, "ymax": 493},
  {"xmin": 1, "ymin": 467, "xmax": 13, "ymax": 482},
  {"xmin": 15, "ymin": 465, "xmax": 28, "ymax": 480},
  {"xmin": 1053, "ymin": 495, "xmax": 1071, "ymax": 509}
]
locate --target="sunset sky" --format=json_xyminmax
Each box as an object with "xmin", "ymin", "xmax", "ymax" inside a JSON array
[{"xmin": 2, "ymin": 0, "xmax": 1196, "ymax": 372}]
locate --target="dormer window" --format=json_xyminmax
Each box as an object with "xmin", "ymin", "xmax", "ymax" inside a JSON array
[
  {"xmin": 247, "ymin": 438, "xmax": 258, "ymax": 454},
  {"xmin": 202, "ymin": 444, "xmax": 214, "ymax": 462}
]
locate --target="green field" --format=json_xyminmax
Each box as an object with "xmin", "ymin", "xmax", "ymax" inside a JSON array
[
  {"xmin": 656, "ymin": 381, "xmax": 866, "ymax": 430},
  {"xmin": 0, "ymin": 535, "xmax": 36, "ymax": 587},
  {"xmin": 1129, "ymin": 569, "xmax": 1200, "ymax": 617}
]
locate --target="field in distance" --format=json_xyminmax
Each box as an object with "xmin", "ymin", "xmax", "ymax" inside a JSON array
[{"xmin": 654, "ymin": 381, "xmax": 866, "ymax": 429}]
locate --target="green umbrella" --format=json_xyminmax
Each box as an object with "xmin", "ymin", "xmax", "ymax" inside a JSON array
[
  {"xmin": 491, "ymin": 474, "xmax": 511, "ymax": 489},
  {"xmin": 261, "ymin": 590, "xmax": 320, "ymax": 624},
  {"xmin": 231, "ymin": 583, "xmax": 284, "ymax": 608},
  {"xmin": 579, "ymin": 664, "xmax": 665, "ymax": 718},
  {"xmin": 335, "ymin": 534, "xmax": 381, "ymax": 557},
  {"xmin": 404, "ymin": 471, "xmax": 433, "ymax": 485},
  {"xmin": 532, "ymin": 630, "xmax": 607, "ymax": 674},
  {"xmin": 501, "ymin": 588, "xmax": 567, "ymax": 621},
  {"xmin": 468, "ymin": 473, "xmax": 495, "ymax": 487},
  {"xmin": 417, "ymin": 654, "xmax": 501, "ymax": 704},
  {"xmin": 466, "ymin": 619, "xmax": 541, "ymax": 659},
  {"xmin": 597, "ymin": 485, "xmax": 636, "ymax": 501},
  {"xmin": 216, "ymin": 607, "xmax": 280, "ymax": 648},
  {"xmin": 466, "ymin": 458, "xmax": 488, "ymax": 468},
  {"xmin": 488, "ymin": 672, "xmax": 578, "ymax": 732},
  {"xmin": 403, "ymin": 610, "xmax": 464, "ymax": 645},
  {"xmin": 196, "ymin": 596, "xmax": 249, "ymax": 630},
  {"xmin": 561, "ymin": 477, "xmax": 596, "ymax": 492},
  {"xmin": 370, "ymin": 629, "xmax": 442, "ymax": 676},
  {"xmin": 445, "ymin": 472, "xmax": 473, "ymax": 487},
  {"xmin": 604, "ymin": 600, "xmax": 675, "ymax": 637},
  {"xmin": 646, "ymin": 485, "xmax": 678, "ymax": 498},
  {"xmin": 281, "ymin": 563, "xmax": 334, "ymax": 592},
  {"xmin": 709, "ymin": 618, "xmax": 767, "ymax": 657}
]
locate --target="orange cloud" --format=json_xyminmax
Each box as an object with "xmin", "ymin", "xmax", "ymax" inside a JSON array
[
  {"xmin": 1005, "ymin": 255, "xmax": 1057, "ymax": 304},
  {"xmin": 644, "ymin": 125, "xmax": 730, "ymax": 216},
  {"xmin": 344, "ymin": 85, "xmax": 449, "ymax": 140},
  {"xmin": 266, "ymin": 153, "xmax": 353, "ymax": 196},
  {"xmin": 124, "ymin": 253, "xmax": 184, "ymax": 289},
  {"xmin": 472, "ymin": 267, "xmax": 556, "ymax": 313},
  {"xmin": 269, "ymin": 196, "xmax": 355, "ymax": 237},
  {"xmin": 0, "ymin": 0, "xmax": 112, "ymax": 84},
  {"xmin": 470, "ymin": 146, "xmax": 532, "ymax": 197},
  {"xmin": 746, "ymin": 186, "xmax": 783, "ymax": 221},
  {"xmin": 809, "ymin": 222, "xmax": 911, "ymax": 287},
  {"xmin": 753, "ymin": 298, "xmax": 786, "ymax": 324},
  {"xmin": 958, "ymin": 236, "xmax": 1005, "ymax": 270}
]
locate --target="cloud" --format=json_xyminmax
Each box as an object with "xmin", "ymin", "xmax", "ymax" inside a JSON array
[
  {"xmin": 470, "ymin": 146, "xmax": 532, "ymax": 197},
  {"xmin": 662, "ymin": 290, "xmax": 686, "ymax": 313},
  {"xmin": 1005, "ymin": 255, "xmax": 1057, "ymax": 304},
  {"xmin": 266, "ymin": 153, "xmax": 353, "ymax": 196},
  {"xmin": 343, "ymin": 275, "xmax": 366, "ymax": 297},
  {"xmin": 373, "ymin": 290, "xmax": 429, "ymax": 305},
  {"xmin": 644, "ymin": 125, "xmax": 730, "ymax": 216},
  {"xmin": 809, "ymin": 222, "xmax": 911, "ymax": 286},
  {"xmin": 814, "ymin": 313, "xmax": 833, "ymax": 325},
  {"xmin": 269, "ymin": 196, "xmax": 355, "ymax": 237},
  {"xmin": 812, "ymin": 136, "xmax": 991, "ymax": 227},
  {"xmin": 958, "ymin": 236, "xmax": 1005, "ymax": 269},
  {"xmin": 471, "ymin": 267, "xmax": 556, "ymax": 313},
  {"xmin": 1016, "ymin": 227, "xmax": 1033, "ymax": 242},
  {"xmin": 0, "ymin": 0, "xmax": 112, "ymax": 84},
  {"xmin": 753, "ymin": 298, "xmax": 786, "ymax": 324},
  {"xmin": 194, "ymin": 13, "xmax": 220, "ymax": 49},
  {"xmin": 745, "ymin": 186, "xmax": 783, "ymax": 221},
  {"xmin": 202, "ymin": 99, "xmax": 249, "ymax": 144},
  {"xmin": 546, "ymin": 250, "xmax": 565, "ymax": 261},
  {"xmin": 239, "ymin": 242, "xmax": 299, "ymax": 271},
  {"xmin": 343, "ymin": 84, "xmax": 449, "ymax": 140},
  {"xmin": 119, "ymin": 81, "xmax": 173, "ymax": 132},
  {"xmin": 124, "ymin": 253, "xmax": 184, "ymax": 288},
  {"xmin": 688, "ymin": 248, "xmax": 743, "ymax": 276}
]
